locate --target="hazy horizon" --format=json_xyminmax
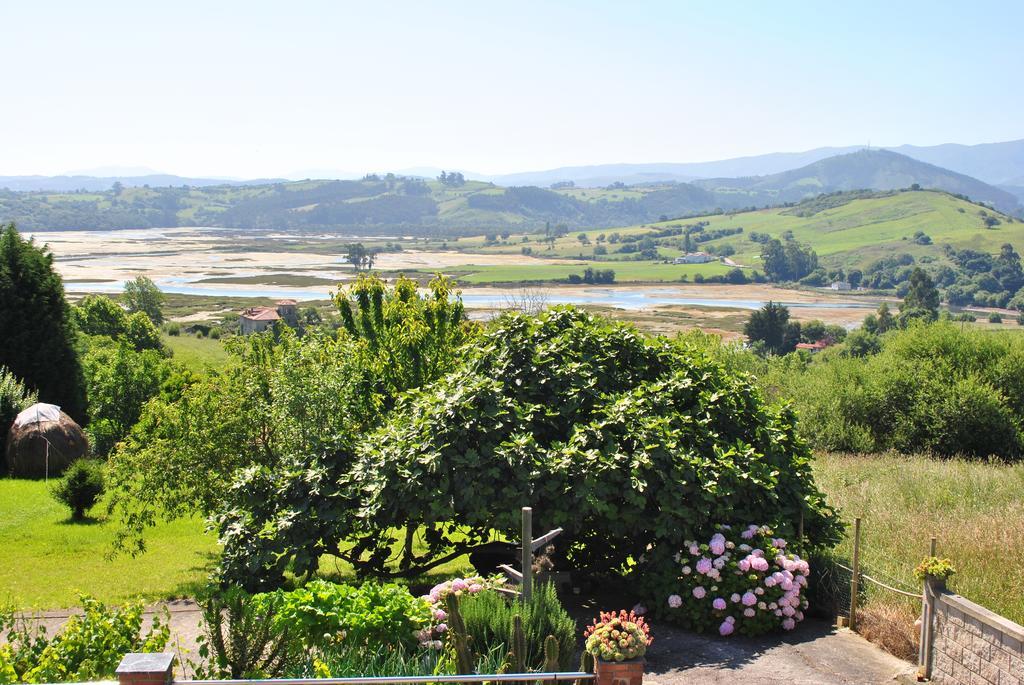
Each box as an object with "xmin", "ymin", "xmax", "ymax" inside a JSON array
[{"xmin": 3, "ymin": 1, "xmax": 1023, "ymax": 178}]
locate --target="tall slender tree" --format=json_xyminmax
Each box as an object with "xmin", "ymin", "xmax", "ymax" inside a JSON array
[{"xmin": 0, "ymin": 224, "xmax": 86, "ymax": 420}]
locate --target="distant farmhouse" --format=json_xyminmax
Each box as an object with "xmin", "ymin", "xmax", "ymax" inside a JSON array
[
  {"xmin": 795, "ymin": 340, "xmax": 831, "ymax": 352},
  {"xmin": 674, "ymin": 252, "xmax": 717, "ymax": 264},
  {"xmin": 240, "ymin": 299, "xmax": 298, "ymax": 334},
  {"xmin": 830, "ymin": 280, "xmax": 852, "ymax": 291}
]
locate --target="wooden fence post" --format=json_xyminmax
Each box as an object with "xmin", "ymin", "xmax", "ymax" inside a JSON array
[
  {"xmin": 522, "ymin": 506, "xmax": 533, "ymax": 604},
  {"xmin": 849, "ymin": 517, "xmax": 862, "ymax": 631}
]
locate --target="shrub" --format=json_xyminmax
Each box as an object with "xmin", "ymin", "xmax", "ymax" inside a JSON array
[
  {"xmin": 0, "ymin": 367, "xmax": 36, "ymax": 452},
  {"xmin": 342, "ymin": 307, "xmax": 839, "ymax": 581},
  {"xmin": 210, "ymin": 327, "xmax": 222, "ymax": 340},
  {"xmin": 765, "ymin": 323, "xmax": 1024, "ymax": 458},
  {"xmin": 258, "ymin": 580, "xmax": 432, "ymax": 651},
  {"xmin": 0, "ymin": 596, "xmax": 168, "ymax": 683},
  {"xmin": 643, "ymin": 524, "xmax": 810, "ymax": 636},
  {"xmin": 443, "ymin": 582, "xmax": 575, "ymax": 671},
  {"xmin": 165, "ymin": 322, "xmax": 181, "ymax": 336},
  {"xmin": 195, "ymin": 587, "xmax": 297, "ymax": 679},
  {"xmin": 51, "ymin": 460, "xmax": 105, "ymax": 520},
  {"xmin": 989, "ymin": 313, "xmax": 1003, "ymax": 324}
]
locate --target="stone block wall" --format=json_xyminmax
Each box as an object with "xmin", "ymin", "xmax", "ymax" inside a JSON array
[{"xmin": 931, "ymin": 591, "xmax": 1024, "ymax": 684}]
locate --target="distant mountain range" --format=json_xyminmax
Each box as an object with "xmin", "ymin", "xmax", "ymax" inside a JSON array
[
  {"xmin": 0, "ymin": 174, "xmax": 285, "ymax": 193},
  {"xmin": 693, "ymin": 149, "xmax": 1022, "ymax": 215},
  {"xmin": 2, "ymin": 149, "xmax": 1021, "ymax": 233},
  {"xmin": 485, "ymin": 139, "xmax": 1024, "ymax": 190}
]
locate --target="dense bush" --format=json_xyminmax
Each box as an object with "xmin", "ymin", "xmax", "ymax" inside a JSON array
[
  {"xmin": 0, "ymin": 367, "xmax": 36, "ymax": 454},
  {"xmin": 343, "ymin": 307, "xmax": 839, "ymax": 581},
  {"xmin": 764, "ymin": 323, "xmax": 1024, "ymax": 457},
  {"xmin": 440, "ymin": 582, "xmax": 575, "ymax": 671},
  {"xmin": 82, "ymin": 340, "xmax": 172, "ymax": 457},
  {"xmin": 0, "ymin": 597, "xmax": 168, "ymax": 683},
  {"xmin": 640, "ymin": 524, "xmax": 810, "ymax": 636},
  {"xmin": 51, "ymin": 459, "xmax": 105, "ymax": 520}
]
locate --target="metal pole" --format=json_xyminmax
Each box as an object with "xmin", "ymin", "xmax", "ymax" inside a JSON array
[
  {"xmin": 922, "ymin": 535, "xmax": 939, "ymax": 680},
  {"xmin": 521, "ymin": 507, "xmax": 532, "ymax": 604},
  {"xmin": 849, "ymin": 517, "xmax": 861, "ymax": 631}
]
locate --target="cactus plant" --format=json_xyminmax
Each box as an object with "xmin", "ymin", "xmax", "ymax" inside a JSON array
[
  {"xmin": 445, "ymin": 592, "xmax": 475, "ymax": 674},
  {"xmin": 542, "ymin": 634, "xmax": 560, "ymax": 685}
]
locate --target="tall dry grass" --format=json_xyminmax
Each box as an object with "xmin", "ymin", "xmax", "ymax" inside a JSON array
[{"xmin": 813, "ymin": 452, "xmax": 1024, "ymax": 657}]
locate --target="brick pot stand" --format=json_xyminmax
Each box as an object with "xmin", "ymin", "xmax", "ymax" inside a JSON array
[{"xmin": 595, "ymin": 657, "xmax": 645, "ymax": 685}]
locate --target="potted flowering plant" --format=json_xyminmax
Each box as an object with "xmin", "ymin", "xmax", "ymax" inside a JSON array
[{"xmin": 583, "ymin": 610, "xmax": 652, "ymax": 685}]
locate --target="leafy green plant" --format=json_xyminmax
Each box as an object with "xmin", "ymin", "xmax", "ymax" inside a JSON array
[
  {"xmin": 0, "ymin": 367, "xmax": 36, "ymax": 453},
  {"xmin": 51, "ymin": 459, "xmax": 105, "ymax": 520},
  {"xmin": 258, "ymin": 580, "xmax": 433, "ymax": 651},
  {"xmin": 0, "ymin": 596, "xmax": 168, "ymax": 683},
  {"xmin": 914, "ymin": 556, "xmax": 956, "ymax": 582},
  {"xmin": 194, "ymin": 587, "xmax": 297, "ymax": 679}
]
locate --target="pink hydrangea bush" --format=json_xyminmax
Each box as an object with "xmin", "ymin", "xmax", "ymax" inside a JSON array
[
  {"xmin": 651, "ymin": 524, "xmax": 810, "ymax": 637},
  {"xmin": 416, "ymin": 576, "xmax": 495, "ymax": 649}
]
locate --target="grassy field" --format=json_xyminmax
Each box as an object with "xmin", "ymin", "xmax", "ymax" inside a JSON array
[
  {"xmin": 447, "ymin": 191, "xmax": 1024, "ymax": 276},
  {"xmin": 162, "ymin": 333, "xmax": 231, "ymax": 372},
  {"xmin": 0, "ymin": 479, "xmax": 217, "ymax": 610},
  {"xmin": 456, "ymin": 259, "xmax": 732, "ymax": 284},
  {"xmin": 0, "ymin": 479, "xmax": 472, "ymax": 610},
  {"xmin": 813, "ymin": 452, "xmax": 1024, "ymax": 657}
]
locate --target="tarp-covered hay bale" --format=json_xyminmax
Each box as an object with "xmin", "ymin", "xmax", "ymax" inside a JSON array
[{"xmin": 5, "ymin": 403, "xmax": 88, "ymax": 478}]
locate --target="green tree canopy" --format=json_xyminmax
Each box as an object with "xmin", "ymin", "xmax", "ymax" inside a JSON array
[
  {"xmin": 74, "ymin": 294, "xmax": 128, "ymax": 338},
  {"xmin": 215, "ymin": 307, "xmax": 840, "ymax": 590},
  {"xmin": 901, "ymin": 267, "xmax": 940, "ymax": 324},
  {"xmin": 743, "ymin": 301, "xmax": 792, "ymax": 355},
  {"xmin": 0, "ymin": 224, "xmax": 86, "ymax": 419},
  {"xmin": 123, "ymin": 276, "xmax": 165, "ymax": 324}
]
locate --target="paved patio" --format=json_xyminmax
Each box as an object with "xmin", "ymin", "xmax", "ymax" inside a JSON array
[{"xmin": 643, "ymin": 617, "xmax": 915, "ymax": 684}]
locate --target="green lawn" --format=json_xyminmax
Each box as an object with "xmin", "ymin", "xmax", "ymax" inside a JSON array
[
  {"xmin": 162, "ymin": 333, "xmax": 231, "ymax": 372},
  {"xmin": 0, "ymin": 479, "xmax": 217, "ymax": 610},
  {"xmin": 0, "ymin": 478, "xmax": 473, "ymax": 611}
]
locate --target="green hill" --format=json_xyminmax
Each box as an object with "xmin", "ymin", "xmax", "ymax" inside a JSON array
[
  {"xmin": 448, "ymin": 190, "xmax": 1024, "ymax": 299},
  {"xmin": 694, "ymin": 150, "xmax": 1022, "ymax": 216},
  {"xmin": 2, "ymin": 151, "xmax": 1020, "ymax": 233}
]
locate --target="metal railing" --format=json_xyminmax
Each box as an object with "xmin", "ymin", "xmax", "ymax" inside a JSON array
[{"xmin": 179, "ymin": 674, "xmax": 594, "ymax": 685}]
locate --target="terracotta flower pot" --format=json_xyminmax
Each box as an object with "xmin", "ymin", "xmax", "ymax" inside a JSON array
[{"xmin": 594, "ymin": 657, "xmax": 645, "ymax": 685}]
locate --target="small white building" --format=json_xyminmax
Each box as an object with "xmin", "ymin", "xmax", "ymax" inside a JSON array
[
  {"xmin": 830, "ymin": 281, "xmax": 852, "ymax": 291},
  {"xmin": 674, "ymin": 252, "xmax": 716, "ymax": 264}
]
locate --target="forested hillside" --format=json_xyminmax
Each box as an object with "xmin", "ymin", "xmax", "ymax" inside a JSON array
[{"xmin": 3, "ymin": 152, "xmax": 1020, "ymax": 234}]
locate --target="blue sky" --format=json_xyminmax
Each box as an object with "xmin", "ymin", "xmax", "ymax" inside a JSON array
[{"xmin": 1, "ymin": 1, "xmax": 1022, "ymax": 178}]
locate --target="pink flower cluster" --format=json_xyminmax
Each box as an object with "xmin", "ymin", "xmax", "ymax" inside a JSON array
[
  {"xmin": 665, "ymin": 525, "xmax": 811, "ymax": 637},
  {"xmin": 418, "ymin": 576, "xmax": 492, "ymax": 649}
]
